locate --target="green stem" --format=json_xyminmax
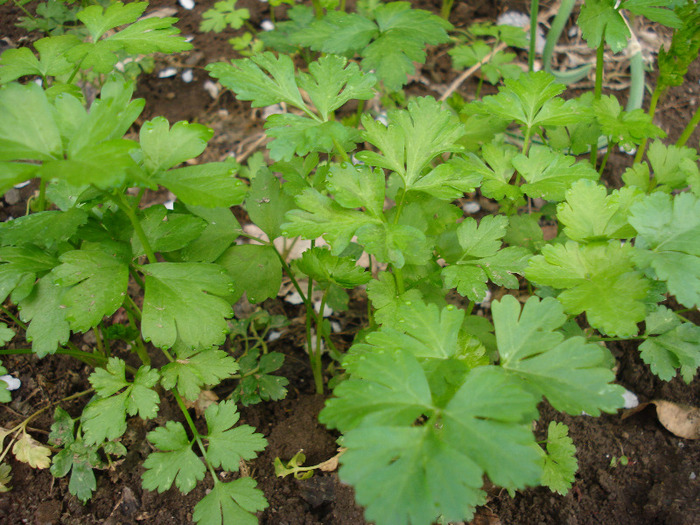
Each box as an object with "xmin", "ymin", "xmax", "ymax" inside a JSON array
[
  {"xmin": 172, "ymin": 389, "xmax": 219, "ymax": 484},
  {"xmin": 110, "ymin": 191, "xmax": 157, "ymax": 265},
  {"xmin": 441, "ymin": 0, "xmax": 454, "ymax": 20},
  {"xmin": 311, "ymin": 0, "xmax": 323, "ymax": 18},
  {"xmin": 11, "ymin": 0, "xmax": 35, "ymax": 21},
  {"xmin": 393, "ymin": 266, "xmax": 405, "ymax": 295},
  {"xmin": 123, "ymin": 293, "xmax": 143, "ymax": 322},
  {"xmin": 590, "ymin": 39, "xmax": 606, "ymax": 167},
  {"xmin": 332, "ymin": 137, "xmax": 351, "ymax": 163},
  {"xmin": 528, "ymin": 0, "xmax": 540, "ymax": 72},
  {"xmin": 676, "ymin": 105, "xmax": 700, "ymax": 148},
  {"xmin": 634, "ymin": 85, "xmax": 664, "ymax": 164},
  {"xmin": 598, "ymin": 146, "xmax": 612, "ymax": 176},
  {"xmin": 588, "ymin": 336, "xmax": 646, "ymax": 342},
  {"xmin": 1, "ymin": 305, "xmax": 26, "ymax": 330},
  {"xmin": 312, "ymin": 291, "xmax": 328, "ymax": 395},
  {"xmin": 129, "ymin": 265, "xmax": 146, "ymax": 290}
]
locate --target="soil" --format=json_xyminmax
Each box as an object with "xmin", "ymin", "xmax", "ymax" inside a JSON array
[{"xmin": 1, "ymin": 1, "xmax": 699, "ymax": 525}]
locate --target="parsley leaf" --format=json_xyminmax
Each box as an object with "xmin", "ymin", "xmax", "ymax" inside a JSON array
[
  {"xmin": 639, "ymin": 306, "xmax": 700, "ymax": 383},
  {"xmin": 326, "ymin": 163, "xmax": 386, "ymax": 219},
  {"xmin": 0, "ymin": 35, "xmax": 80, "ymax": 84},
  {"xmin": 526, "ymin": 241, "xmax": 649, "ymax": 336},
  {"xmin": 577, "ymin": 0, "xmax": 631, "ymax": 53},
  {"xmin": 357, "ymin": 97, "xmax": 465, "ymax": 190},
  {"xmin": 0, "ymin": 245, "xmax": 58, "ymax": 304},
  {"xmin": 203, "ymin": 401, "xmax": 267, "ymax": 472},
  {"xmin": 18, "ymin": 277, "xmax": 70, "ymax": 357},
  {"xmin": 142, "ymin": 420, "xmax": 206, "ymax": 494},
  {"xmin": 366, "ymin": 271, "xmax": 423, "ymax": 326},
  {"xmin": 217, "ymin": 244, "xmax": 282, "ymax": 304},
  {"xmin": 200, "ymin": 0, "xmax": 250, "ymax": 33},
  {"xmin": 629, "ymin": 192, "xmax": 700, "ymax": 309},
  {"xmin": 539, "ymin": 421, "xmax": 578, "ymax": 495},
  {"xmin": 296, "ymin": 247, "xmax": 370, "ymax": 289},
  {"xmin": 140, "ymin": 262, "xmax": 234, "ymax": 350},
  {"xmin": 494, "ymin": 295, "xmax": 624, "ymax": 415},
  {"xmin": 139, "ymin": 117, "xmax": 213, "ymax": 175},
  {"xmin": 192, "ymin": 478, "xmax": 268, "ymax": 525},
  {"xmin": 451, "ymin": 143, "xmax": 522, "ymax": 202},
  {"xmin": 160, "ymin": 348, "xmax": 239, "ymax": 401}
]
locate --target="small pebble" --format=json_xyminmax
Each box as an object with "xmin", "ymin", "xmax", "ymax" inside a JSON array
[
  {"xmin": 4, "ymin": 188, "xmax": 21, "ymax": 205},
  {"xmin": 203, "ymin": 80, "xmax": 220, "ymax": 99},
  {"xmin": 158, "ymin": 67, "xmax": 178, "ymax": 78},
  {"xmin": 262, "ymin": 103, "xmax": 285, "ymax": 119},
  {"xmin": 622, "ymin": 389, "xmax": 639, "ymax": 409},
  {"xmin": 260, "ymin": 19, "xmax": 275, "ymax": 31},
  {"xmin": 178, "ymin": 0, "xmax": 195, "ymax": 10},
  {"xmin": 462, "ymin": 201, "xmax": 481, "ymax": 214},
  {"xmin": 181, "ymin": 69, "xmax": 194, "ymax": 83},
  {"xmin": 0, "ymin": 374, "xmax": 21, "ymax": 391}
]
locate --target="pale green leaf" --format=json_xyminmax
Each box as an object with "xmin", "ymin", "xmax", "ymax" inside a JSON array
[
  {"xmin": 161, "ymin": 348, "xmax": 239, "ymax": 401},
  {"xmin": 204, "ymin": 401, "xmax": 267, "ymax": 472},
  {"xmin": 216, "ymin": 244, "xmax": 282, "ymax": 304},
  {"xmin": 193, "ymin": 478, "xmax": 268, "ymax": 525},
  {"xmin": 539, "ymin": 421, "xmax": 577, "ymax": 495},
  {"xmin": 18, "ymin": 277, "xmax": 70, "ymax": 357},
  {"xmin": 153, "ymin": 162, "xmax": 246, "ymax": 208},
  {"xmin": 139, "ymin": 117, "xmax": 213, "ymax": 174}
]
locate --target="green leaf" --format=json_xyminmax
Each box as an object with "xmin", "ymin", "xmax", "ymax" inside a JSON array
[
  {"xmin": 0, "ymin": 208, "xmax": 88, "ymax": 249},
  {"xmin": 177, "ymin": 206, "xmax": 241, "ymax": 263},
  {"xmin": 81, "ymin": 394, "xmax": 128, "ymax": 445},
  {"xmin": 629, "ymin": 192, "xmax": 700, "ymax": 308},
  {"xmin": 52, "ymin": 249, "xmax": 129, "ymax": 332},
  {"xmin": 357, "ymin": 97, "xmax": 465, "ymax": 189},
  {"xmin": 513, "ymin": 145, "xmax": 599, "ymax": 202},
  {"xmin": 153, "ymin": 162, "xmax": 246, "ymax": 208},
  {"xmin": 142, "ymin": 421, "xmax": 206, "ymax": 494},
  {"xmin": 0, "ymin": 245, "xmax": 58, "ymax": 304},
  {"xmin": 441, "ymin": 216, "xmax": 530, "ymax": 301},
  {"xmin": 292, "ymin": 11, "xmax": 378, "ymax": 54},
  {"xmin": 232, "ymin": 349, "xmax": 288, "ymax": 406},
  {"xmin": 200, "ymin": 0, "xmax": 250, "ymax": 33},
  {"xmin": 13, "ymin": 433, "xmax": 51, "ymax": 469},
  {"xmin": 621, "ymin": 0, "xmax": 682, "ymax": 28},
  {"xmin": 639, "ymin": 306, "xmax": 700, "ymax": 383},
  {"xmin": 139, "ymin": 117, "xmax": 213, "ymax": 174},
  {"xmin": 366, "ymin": 271, "xmax": 423, "ymax": 326},
  {"xmin": 361, "ymin": 2, "xmax": 451, "ymax": 91},
  {"xmin": 264, "ymin": 114, "xmax": 360, "ymax": 161},
  {"xmin": 0, "ymin": 162, "xmax": 39, "ymax": 195},
  {"xmin": 245, "ymin": 167, "xmax": 295, "ymax": 240},
  {"xmin": 539, "ymin": 422, "xmax": 577, "ymax": 495},
  {"xmin": 296, "ymin": 247, "xmax": 370, "ymax": 289},
  {"xmin": 557, "ymin": 179, "xmax": 642, "ymax": 242},
  {"xmin": 77, "ymin": 1, "xmax": 146, "ymax": 41},
  {"xmin": 468, "ymin": 71, "xmax": 579, "ymax": 129},
  {"xmin": 451, "ymin": 142, "xmax": 521, "ymax": 202},
  {"xmin": 493, "ymin": 295, "xmax": 624, "ymax": 415},
  {"xmin": 18, "ymin": 277, "xmax": 70, "ymax": 357},
  {"xmin": 646, "ymin": 141, "xmax": 699, "ymax": 192},
  {"xmin": 193, "ymin": 478, "xmax": 268, "ymax": 525},
  {"xmin": 0, "ymin": 323, "xmax": 14, "ymax": 345},
  {"xmin": 140, "ymin": 262, "xmax": 234, "ymax": 349},
  {"xmin": 216, "ymin": 244, "xmax": 282, "ymax": 304},
  {"xmin": 207, "ymin": 52, "xmax": 305, "ymax": 109},
  {"xmin": 204, "ymin": 401, "xmax": 267, "ymax": 472},
  {"xmin": 0, "ymin": 35, "xmax": 80, "ymax": 84},
  {"xmin": 356, "ymin": 222, "xmax": 433, "ymax": 268},
  {"xmin": 410, "ymin": 159, "xmax": 483, "ymax": 200},
  {"xmin": 282, "ymin": 189, "xmax": 380, "ymax": 255},
  {"xmin": 161, "ymin": 348, "xmax": 239, "ymax": 401},
  {"xmin": 132, "ymin": 206, "xmax": 207, "ymax": 257},
  {"xmin": 0, "ymin": 82, "xmax": 62, "ymax": 161},
  {"xmin": 577, "ymin": 0, "xmax": 630, "ymax": 53},
  {"xmin": 526, "ymin": 242, "xmax": 649, "ymax": 336},
  {"xmin": 594, "ymin": 95, "xmax": 665, "ymax": 148},
  {"xmin": 326, "ymin": 163, "xmax": 386, "ymax": 219}
]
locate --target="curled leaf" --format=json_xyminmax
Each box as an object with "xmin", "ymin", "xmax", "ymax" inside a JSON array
[{"xmin": 12, "ymin": 433, "xmax": 51, "ymax": 469}]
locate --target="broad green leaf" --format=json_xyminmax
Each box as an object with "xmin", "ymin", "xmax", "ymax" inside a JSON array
[
  {"xmin": 513, "ymin": 145, "xmax": 599, "ymax": 202},
  {"xmin": 594, "ymin": 95, "xmax": 664, "ymax": 148},
  {"xmin": 132, "ymin": 206, "xmax": 207, "ymax": 257},
  {"xmin": 140, "ymin": 262, "xmax": 234, "ymax": 349},
  {"xmin": 357, "ymin": 222, "xmax": 432, "ymax": 268},
  {"xmin": 451, "ymin": 142, "xmax": 521, "ymax": 202},
  {"xmin": 206, "ymin": 52, "xmax": 305, "ymax": 109},
  {"xmin": 178, "ymin": 205, "xmax": 241, "ymax": 263},
  {"xmin": 282, "ymin": 188, "xmax": 380, "ymax": 255},
  {"xmin": 81, "ymin": 393, "xmax": 128, "ymax": 444},
  {"xmin": 77, "ymin": 1, "xmax": 146, "ymax": 41},
  {"xmin": 539, "ymin": 422, "xmax": 577, "ymax": 495},
  {"xmin": 629, "ymin": 192, "xmax": 700, "ymax": 308},
  {"xmin": 493, "ymin": 295, "xmax": 624, "ymax": 415},
  {"xmin": 154, "ymin": 162, "xmax": 246, "ymax": 208},
  {"xmin": 357, "ymin": 97, "xmax": 465, "ymax": 189},
  {"xmin": 366, "ymin": 271, "xmax": 423, "ymax": 326},
  {"xmin": 204, "ymin": 401, "xmax": 267, "ymax": 472},
  {"xmin": 216, "ymin": 244, "xmax": 282, "ymax": 304},
  {"xmin": 298, "ymin": 55, "xmax": 376, "ymax": 119},
  {"xmin": 0, "ymin": 245, "xmax": 58, "ymax": 303},
  {"xmin": 0, "ymin": 35, "xmax": 80, "ymax": 83},
  {"xmin": 0, "ymin": 208, "xmax": 87, "ymax": 249},
  {"xmin": 245, "ymin": 166, "xmax": 295, "ymax": 240},
  {"xmin": 52, "ymin": 249, "xmax": 129, "ymax": 332},
  {"xmin": 526, "ymin": 242, "xmax": 649, "ymax": 336},
  {"xmin": 264, "ymin": 113, "xmax": 361, "ymax": 161},
  {"xmin": 646, "ymin": 140, "xmax": 700, "ymax": 192},
  {"xmin": 140, "ymin": 117, "xmax": 213, "ymax": 174},
  {"xmin": 577, "ymin": 0, "xmax": 630, "ymax": 52},
  {"xmin": 295, "ymin": 247, "xmax": 370, "ymax": 289},
  {"xmin": 410, "ymin": 160, "xmax": 483, "ymax": 200},
  {"xmin": 326, "ymin": 163, "xmax": 386, "ymax": 219},
  {"xmin": 441, "ymin": 216, "xmax": 530, "ymax": 301},
  {"xmin": 161, "ymin": 348, "xmax": 239, "ymax": 401},
  {"xmin": 558, "ymin": 179, "xmax": 642, "ymax": 242},
  {"xmin": 192, "ymin": 478, "xmax": 268, "ymax": 525},
  {"xmin": 18, "ymin": 277, "xmax": 70, "ymax": 357},
  {"xmin": 0, "ymin": 82, "xmax": 62, "ymax": 161},
  {"xmin": 292, "ymin": 11, "xmax": 378, "ymax": 54},
  {"xmin": 361, "ymin": 2, "xmax": 451, "ymax": 91},
  {"xmin": 467, "ymin": 71, "xmax": 579, "ymax": 129},
  {"xmin": 504, "ymin": 214, "xmax": 545, "ymax": 252},
  {"xmin": 621, "ymin": 0, "xmax": 682, "ymax": 28},
  {"xmin": 639, "ymin": 307, "xmax": 700, "ymax": 383},
  {"xmin": 142, "ymin": 421, "xmax": 206, "ymax": 494},
  {"xmin": 200, "ymin": 0, "xmax": 250, "ymax": 33},
  {"xmin": 0, "ymin": 162, "xmax": 39, "ymax": 195}
]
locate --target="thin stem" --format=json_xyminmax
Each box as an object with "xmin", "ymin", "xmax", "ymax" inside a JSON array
[
  {"xmin": 312, "ymin": 291, "xmax": 328, "ymax": 395},
  {"xmin": 11, "ymin": 0, "xmax": 35, "ymax": 20},
  {"xmin": 528, "ymin": 0, "xmax": 539, "ymax": 72},
  {"xmin": 311, "ymin": 0, "xmax": 323, "ymax": 19},
  {"xmin": 129, "ymin": 266, "xmax": 146, "ymax": 289},
  {"xmin": 110, "ymin": 191, "xmax": 157, "ymax": 265},
  {"xmin": 1, "ymin": 305, "xmax": 26, "ymax": 330},
  {"xmin": 332, "ymin": 137, "xmax": 351, "ymax": 163},
  {"xmin": 440, "ymin": 0, "xmax": 454, "ymax": 20},
  {"xmin": 634, "ymin": 86, "xmax": 664, "ymax": 164},
  {"xmin": 172, "ymin": 389, "xmax": 219, "ymax": 484},
  {"xmin": 588, "ymin": 336, "xmax": 646, "ymax": 342},
  {"xmin": 440, "ymin": 42, "xmax": 508, "ymax": 101},
  {"xmin": 393, "ymin": 266, "xmax": 405, "ymax": 295},
  {"xmin": 590, "ymin": 40, "xmax": 606, "ymax": 167},
  {"xmin": 598, "ymin": 146, "xmax": 612, "ymax": 176},
  {"xmin": 676, "ymin": 105, "xmax": 700, "ymax": 148}
]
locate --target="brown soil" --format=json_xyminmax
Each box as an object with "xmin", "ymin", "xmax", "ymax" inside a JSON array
[{"xmin": 1, "ymin": 1, "xmax": 699, "ymax": 525}]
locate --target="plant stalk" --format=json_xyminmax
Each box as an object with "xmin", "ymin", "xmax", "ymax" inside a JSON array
[
  {"xmin": 590, "ymin": 39, "xmax": 606, "ymax": 167},
  {"xmin": 528, "ymin": 0, "xmax": 539, "ymax": 72},
  {"xmin": 676, "ymin": 105, "xmax": 700, "ymax": 148}
]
